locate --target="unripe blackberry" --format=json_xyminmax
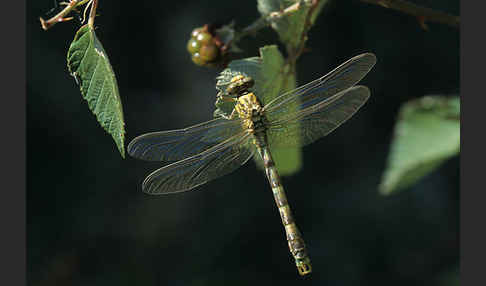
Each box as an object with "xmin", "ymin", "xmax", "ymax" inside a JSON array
[
  {"xmin": 187, "ymin": 24, "xmax": 229, "ymax": 67},
  {"xmin": 191, "ymin": 52, "xmax": 205, "ymax": 66},
  {"xmin": 186, "ymin": 38, "xmax": 201, "ymax": 54},
  {"xmin": 199, "ymin": 44, "xmax": 219, "ymax": 62},
  {"xmin": 196, "ymin": 32, "xmax": 212, "ymax": 45},
  {"xmin": 191, "ymin": 27, "xmax": 203, "ymax": 38}
]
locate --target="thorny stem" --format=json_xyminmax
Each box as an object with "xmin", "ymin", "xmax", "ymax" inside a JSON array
[
  {"xmin": 288, "ymin": 0, "xmax": 319, "ymax": 64},
  {"xmin": 233, "ymin": 0, "xmax": 320, "ymax": 68},
  {"xmin": 235, "ymin": 0, "xmax": 458, "ymax": 43},
  {"xmin": 232, "ymin": 0, "xmax": 319, "ymax": 91},
  {"xmin": 360, "ymin": 0, "xmax": 459, "ymax": 30},
  {"xmin": 39, "ymin": 0, "xmax": 92, "ymax": 31}
]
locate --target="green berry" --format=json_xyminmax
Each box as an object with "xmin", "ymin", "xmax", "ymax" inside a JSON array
[
  {"xmin": 191, "ymin": 28, "xmax": 202, "ymax": 38},
  {"xmin": 199, "ymin": 44, "xmax": 219, "ymax": 62},
  {"xmin": 186, "ymin": 38, "xmax": 201, "ymax": 54},
  {"xmin": 191, "ymin": 52, "xmax": 206, "ymax": 66},
  {"xmin": 196, "ymin": 32, "xmax": 212, "ymax": 45}
]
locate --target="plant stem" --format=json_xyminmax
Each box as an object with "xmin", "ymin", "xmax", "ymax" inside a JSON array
[
  {"xmin": 289, "ymin": 0, "xmax": 319, "ymax": 62},
  {"xmin": 234, "ymin": 0, "xmax": 309, "ymax": 42},
  {"xmin": 235, "ymin": 17, "xmax": 268, "ymax": 41},
  {"xmin": 360, "ymin": 0, "xmax": 459, "ymax": 29},
  {"xmin": 39, "ymin": 0, "xmax": 92, "ymax": 30}
]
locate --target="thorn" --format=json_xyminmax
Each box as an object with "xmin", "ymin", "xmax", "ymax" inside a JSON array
[
  {"xmin": 39, "ymin": 17, "xmax": 48, "ymax": 30},
  {"xmin": 73, "ymin": 73, "xmax": 80, "ymax": 85},
  {"xmin": 302, "ymin": 47, "xmax": 312, "ymax": 54}
]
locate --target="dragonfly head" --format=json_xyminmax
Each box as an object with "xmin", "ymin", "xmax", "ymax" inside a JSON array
[
  {"xmin": 295, "ymin": 257, "xmax": 312, "ymax": 276},
  {"xmin": 226, "ymin": 75, "xmax": 255, "ymax": 96}
]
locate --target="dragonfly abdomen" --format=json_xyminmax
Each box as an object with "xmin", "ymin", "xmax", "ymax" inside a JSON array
[{"xmin": 254, "ymin": 134, "xmax": 312, "ymax": 276}]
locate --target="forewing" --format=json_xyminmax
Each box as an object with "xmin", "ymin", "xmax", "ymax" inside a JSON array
[
  {"xmin": 127, "ymin": 118, "xmax": 243, "ymax": 161},
  {"xmin": 142, "ymin": 132, "xmax": 255, "ymax": 194},
  {"xmin": 263, "ymin": 53, "xmax": 376, "ymax": 119},
  {"xmin": 266, "ymin": 86, "xmax": 370, "ymax": 148}
]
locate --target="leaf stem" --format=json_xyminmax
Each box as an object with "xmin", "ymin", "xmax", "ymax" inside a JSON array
[
  {"xmin": 39, "ymin": 0, "xmax": 92, "ymax": 30},
  {"xmin": 88, "ymin": 0, "xmax": 98, "ymax": 27},
  {"xmin": 360, "ymin": 0, "xmax": 459, "ymax": 29}
]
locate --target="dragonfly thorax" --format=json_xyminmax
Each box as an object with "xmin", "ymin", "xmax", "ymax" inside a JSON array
[{"xmin": 235, "ymin": 92, "xmax": 265, "ymax": 133}]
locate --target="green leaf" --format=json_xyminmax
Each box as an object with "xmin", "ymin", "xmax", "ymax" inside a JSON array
[
  {"xmin": 379, "ymin": 96, "xmax": 460, "ymax": 195},
  {"xmin": 258, "ymin": 46, "xmax": 302, "ymax": 175},
  {"xmin": 67, "ymin": 24, "xmax": 126, "ymax": 158},
  {"xmin": 215, "ymin": 45, "xmax": 302, "ymax": 176},
  {"xmin": 257, "ymin": 0, "xmax": 327, "ymax": 53}
]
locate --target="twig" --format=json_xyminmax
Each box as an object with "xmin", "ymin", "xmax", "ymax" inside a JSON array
[
  {"xmin": 360, "ymin": 0, "xmax": 459, "ymax": 29},
  {"xmin": 267, "ymin": 0, "xmax": 308, "ymax": 21},
  {"xmin": 39, "ymin": 0, "xmax": 92, "ymax": 30},
  {"xmin": 234, "ymin": 0, "xmax": 310, "ymax": 42}
]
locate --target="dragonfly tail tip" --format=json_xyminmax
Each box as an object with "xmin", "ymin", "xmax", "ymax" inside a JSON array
[{"xmin": 296, "ymin": 257, "xmax": 312, "ymax": 276}]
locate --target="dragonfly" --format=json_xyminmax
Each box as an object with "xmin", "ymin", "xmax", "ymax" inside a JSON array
[{"xmin": 128, "ymin": 53, "xmax": 376, "ymax": 276}]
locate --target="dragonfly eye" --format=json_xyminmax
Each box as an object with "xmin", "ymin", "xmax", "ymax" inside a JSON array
[
  {"xmin": 226, "ymin": 75, "xmax": 254, "ymax": 96},
  {"xmin": 242, "ymin": 77, "xmax": 255, "ymax": 89}
]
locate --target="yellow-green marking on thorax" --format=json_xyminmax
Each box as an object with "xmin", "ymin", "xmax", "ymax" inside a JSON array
[{"xmin": 234, "ymin": 92, "xmax": 263, "ymax": 132}]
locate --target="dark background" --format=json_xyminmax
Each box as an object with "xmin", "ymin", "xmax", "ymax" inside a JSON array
[{"xmin": 27, "ymin": 0, "xmax": 459, "ymax": 285}]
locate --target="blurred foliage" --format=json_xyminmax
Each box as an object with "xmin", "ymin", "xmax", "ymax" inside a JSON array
[
  {"xmin": 380, "ymin": 96, "xmax": 460, "ymax": 195},
  {"xmin": 67, "ymin": 24, "xmax": 126, "ymax": 157},
  {"xmin": 439, "ymin": 266, "xmax": 459, "ymax": 286}
]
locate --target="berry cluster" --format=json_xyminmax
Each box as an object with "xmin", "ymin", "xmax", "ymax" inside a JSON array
[{"xmin": 186, "ymin": 27, "xmax": 221, "ymax": 66}]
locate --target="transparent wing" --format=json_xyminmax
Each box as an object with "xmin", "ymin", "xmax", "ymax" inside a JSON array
[
  {"xmin": 263, "ymin": 53, "xmax": 376, "ymax": 119},
  {"xmin": 266, "ymin": 86, "xmax": 370, "ymax": 148},
  {"xmin": 127, "ymin": 118, "xmax": 244, "ymax": 162},
  {"xmin": 142, "ymin": 132, "xmax": 255, "ymax": 194}
]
